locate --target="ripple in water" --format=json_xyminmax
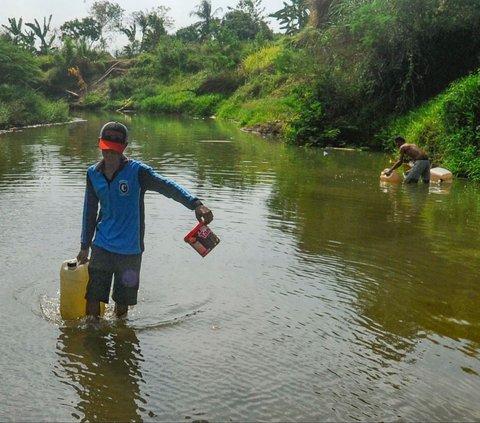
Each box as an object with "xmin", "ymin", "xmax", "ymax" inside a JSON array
[{"xmin": 39, "ymin": 292, "xmax": 208, "ymax": 332}]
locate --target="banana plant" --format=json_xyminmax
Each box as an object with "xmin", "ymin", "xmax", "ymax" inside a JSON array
[
  {"xmin": 119, "ymin": 22, "xmax": 140, "ymax": 56},
  {"xmin": 1, "ymin": 17, "xmax": 35, "ymax": 52},
  {"xmin": 25, "ymin": 15, "xmax": 56, "ymax": 55}
]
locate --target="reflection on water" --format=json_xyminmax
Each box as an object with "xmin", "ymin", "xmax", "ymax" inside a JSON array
[
  {"xmin": 1, "ymin": 112, "xmax": 480, "ymax": 421},
  {"xmin": 55, "ymin": 323, "xmax": 144, "ymax": 422}
]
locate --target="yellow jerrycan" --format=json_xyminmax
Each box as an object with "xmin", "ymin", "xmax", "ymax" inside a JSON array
[{"xmin": 60, "ymin": 259, "xmax": 104, "ymax": 319}]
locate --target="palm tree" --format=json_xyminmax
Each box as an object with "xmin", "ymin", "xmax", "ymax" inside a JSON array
[{"xmin": 190, "ymin": 0, "xmax": 222, "ymax": 41}]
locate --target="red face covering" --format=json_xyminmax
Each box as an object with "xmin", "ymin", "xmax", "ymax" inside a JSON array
[
  {"xmin": 98, "ymin": 128, "xmax": 127, "ymax": 153},
  {"xmin": 98, "ymin": 138, "xmax": 126, "ymax": 153}
]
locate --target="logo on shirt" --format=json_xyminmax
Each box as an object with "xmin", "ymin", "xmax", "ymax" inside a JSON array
[{"xmin": 118, "ymin": 180, "xmax": 129, "ymax": 196}]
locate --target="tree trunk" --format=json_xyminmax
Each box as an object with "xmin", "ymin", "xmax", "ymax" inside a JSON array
[{"xmin": 307, "ymin": 0, "xmax": 334, "ymax": 27}]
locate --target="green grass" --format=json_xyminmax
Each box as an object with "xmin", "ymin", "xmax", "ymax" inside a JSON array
[
  {"xmin": 241, "ymin": 45, "xmax": 282, "ymax": 74},
  {"xmin": 137, "ymin": 89, "xmax": 224, "ymax": 117}
]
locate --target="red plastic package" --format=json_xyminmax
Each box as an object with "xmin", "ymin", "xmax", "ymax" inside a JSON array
[{"xmin": 184, "ymin": 221, "xmax": 220, "ymax": 257}]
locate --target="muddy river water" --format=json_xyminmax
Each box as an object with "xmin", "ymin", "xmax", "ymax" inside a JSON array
[{"xmin": 1, "ymin": 112, "xmax": 479, "ymax": 422}]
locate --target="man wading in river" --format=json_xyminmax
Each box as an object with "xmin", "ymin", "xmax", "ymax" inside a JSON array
[
  {"xmin": 384, "ymin": 136, "xmax": 430, "ymax": 184},
  {"xmin": 76, "ymin": 121, "xmax": 213, "ymax": 318}
]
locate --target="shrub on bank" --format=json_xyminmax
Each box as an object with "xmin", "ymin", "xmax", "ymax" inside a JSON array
[
  {"xmin": 137, "ymin": 89, "xmax": 224, "ymax": 117},
  {"xmin": 217, "ymin": 59, "xmax": 296, "ymax": 129},
  {"xmin": 0, "ymin": 39, "xmax": 68, "ymax": 128},
  {"xmin": 0, "ymin": 85, "xmax": 69, "ymax": 129}
]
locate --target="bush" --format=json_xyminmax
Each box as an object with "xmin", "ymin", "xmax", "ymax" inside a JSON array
[
  {"xmin": 0, "ymin": 39, "xmax": 41, "ymax": 86},
  {"xmin": 0, "ymin": 84, "xmax": 68, "ymax": 128},
  {"xmin": 190, "ymin": 94, "xmax": 224, "ymax": 116},
  {"xmin": 0, "ymin": 103, "xmax": 10, "ymax": 127},
  {"xmin": 218, "ymin": 92, "xmax": 294, "ymax": 127},
  {"xmin": 137, "ymin": 89, "xmax": 224, "ymax": 117},
  {"xmin": 82, "ymin": 93, "xmax": 105, "ymax": 109},
  {"xmin": 241, "ymin": 45, "xmax": 282, "ymax": 74},
  {"xmin": 438, "ymin": 72, "xmax": 480, "ymax": 178},
  {"xmin": 196, "ymin": 72, "xmax": 244, "ymax": 95},
  {"xmin": 108, "ymin": 75, "xmax": 139, "ymax": 100}
]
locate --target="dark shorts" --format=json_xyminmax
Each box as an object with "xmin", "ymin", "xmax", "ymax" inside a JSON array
[{"xmin": 86, "ymin": 245, "xmax": 142, "ymax": 306}]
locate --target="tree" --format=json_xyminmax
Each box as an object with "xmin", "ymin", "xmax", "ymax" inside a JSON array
[
  {"xmin": 88, "ymin": 0, "xmax": 125, "ymax": 49},
  {"xmin": 190, "ymin": 0, "xmax": 222, "ymax": 41},
  {"xmin": 176, "ymin": 25, "xmax": 202, "ymax": 43},
  {"xmin": 231, "ymin": 0, "xmax": 265, "ymax": 22},
  {"xmin": 270, "ymin": 0, "xmax": 309, "ymax": 34},
  {"xmin": 307, "ymin": 0, "xmax": 334, "ymax": 28},
  {"xmin": 221, "ymin": 10, "xmax": 273, "ymax": 41},
  {"xmin": 60, "ymin": 17, "xmax": 102, "ymax": 48},
  {"xmin": 221, "ymin": 0, "xmax": 273, "ymax": 41},
  {"xmin": 132, "ymin": 7, "xmax": 173, "ymax": 52}
]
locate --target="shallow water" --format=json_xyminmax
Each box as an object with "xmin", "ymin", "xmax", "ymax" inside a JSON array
[{"xmin": 1, "ymin": 112, "xmax": 479, "ymax": 422}]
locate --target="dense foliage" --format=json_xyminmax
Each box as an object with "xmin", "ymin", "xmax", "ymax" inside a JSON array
[
  {"xmin": 0, "ymin": 38, "xmax": 68, "ymax": 128},
  {"xmin": 1, "ymin": 0, "xmax": 480, "ymax": 179},
  {"xmin": 286, "ymin": 0, "xmax": 480, "ymax": 147}
]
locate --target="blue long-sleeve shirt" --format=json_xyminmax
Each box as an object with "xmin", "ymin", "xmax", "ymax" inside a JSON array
[{"xmin": 80, "ymin": 157, "xmax": 200, "ymax": 255}]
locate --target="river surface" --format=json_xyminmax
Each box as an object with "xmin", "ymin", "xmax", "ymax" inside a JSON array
[{"xmin": 1, "ymin": 112, "xmax": 479, "ymax": 422}]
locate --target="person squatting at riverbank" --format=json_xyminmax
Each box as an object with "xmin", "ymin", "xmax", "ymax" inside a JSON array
[
  {"xmin": 384, "ymin": 136, "xmax": 430, "ymax": 183},
  {"xmin": 76, "ymin": 121, "xmax": 213, "ymax": 318}
]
